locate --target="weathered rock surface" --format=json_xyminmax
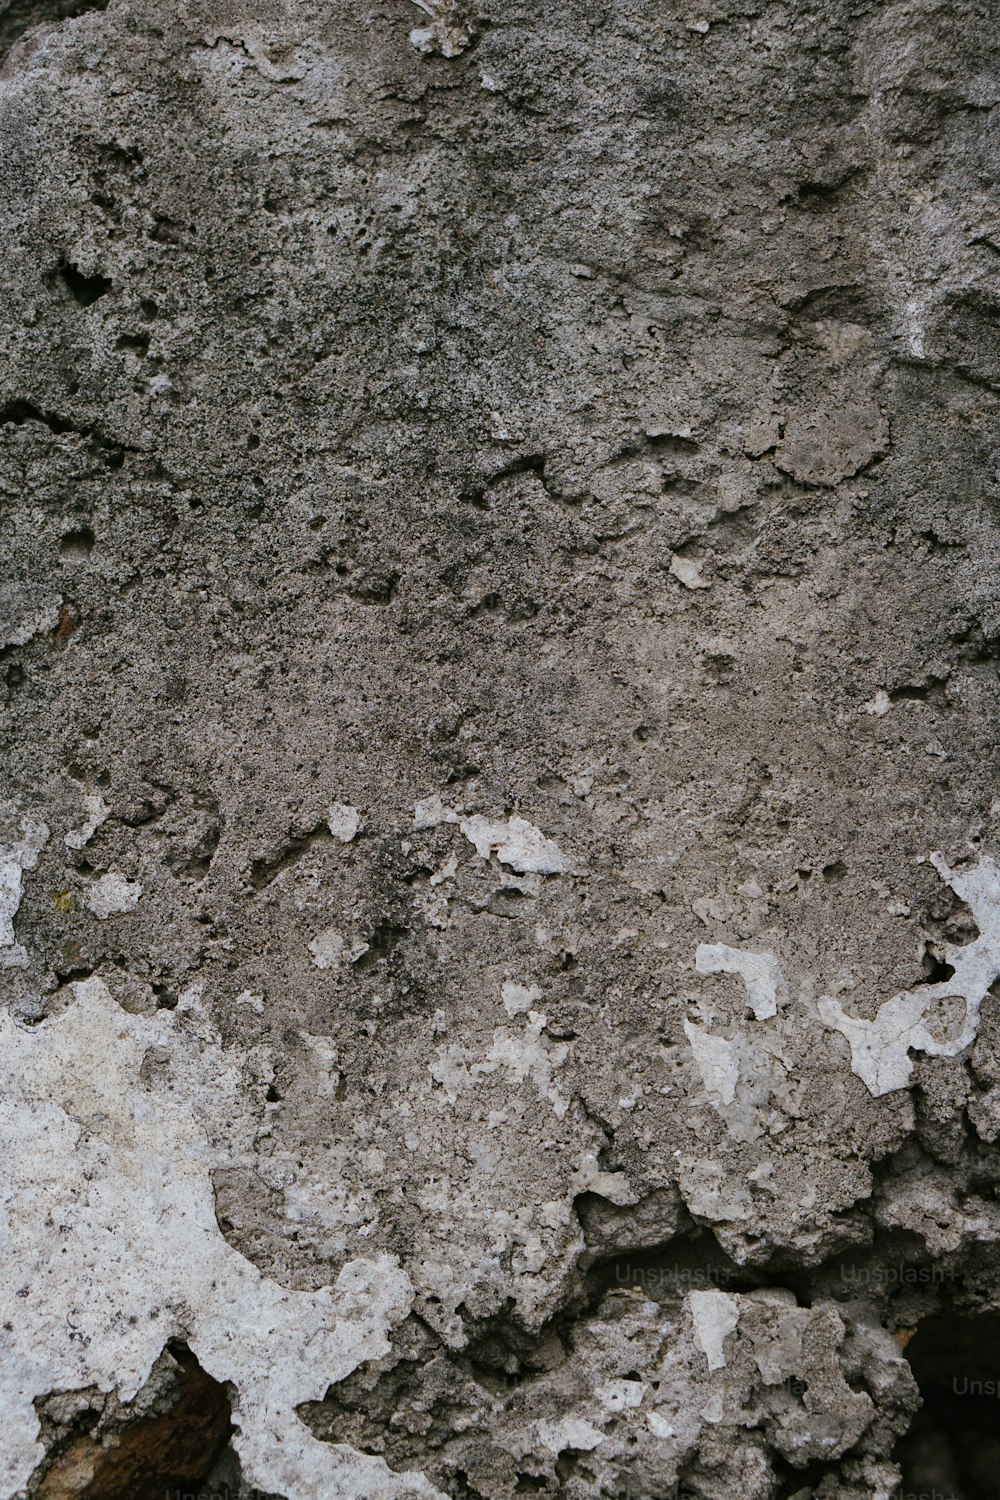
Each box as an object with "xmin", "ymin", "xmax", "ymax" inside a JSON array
[{"xmin": 0, "ymin": 0, "xmax": 998, "ymax": 1495}]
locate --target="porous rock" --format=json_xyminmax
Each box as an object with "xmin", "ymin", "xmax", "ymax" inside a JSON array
[{"xmin": 0, "ymin": 1, "xmax": 998, "ymax": 1496}]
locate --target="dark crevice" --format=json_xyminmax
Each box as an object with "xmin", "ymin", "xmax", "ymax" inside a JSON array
[
  {"xmin": 0, "ymin": 399, "xmax": 76, "ymax": 436},
  {"xmin": 585, "ymin": 1228, "xmax": 772, "ymax": 1303},
  {"xmin": 115, "ymin": 331, "xmax": 150, "ymax": 355},
  {"xmin": 771, "ymin": 1455, "xmax": 839, "ymax": 1497},
  {"xmin": 352, "ymin": 919, "xmax": 407, "ymax": 970},
  {"xmin": 0, "ymin": 400, "xmax": 131, "ymax": 468},
  {"xmin": 644, "ymin": 431, "xmax": 700, "ymax": 456},
  {"xmin": 889, "ymin": 675, "xmax": 949, "ymax": 707},
  {"xmin": 480, "ymin": 452, "xmax": 573, "ymax": 505},
  {"xmin": 249, "ymin": 826, "xmax": 330, "ymax": 890},
  {"xmin": 917, "ymin": 942, "xmax": 957, "ymax": 987},
  {"xmin": 896, "ymin": 1313, "xmax": 1000, "ymax": 1500},
  {"xmin": 31, "ymin": 1342, "xmax": 232, "ymax": 1500},
  {"xmin": 58, "ymin": 261, "xmax": 112, "ymax": 307},
  {"xmin": 59, "ymin": 526, "xmax": 95, "ymax": 562},
  {"xmin": 488, "ymin": 453, "xmax": 547, "ymax": 486}
]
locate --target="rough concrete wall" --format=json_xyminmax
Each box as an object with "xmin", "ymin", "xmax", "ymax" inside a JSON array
[{"xmin": 0, "ymin": 0, "xmax": 998, "ymax": 1496}]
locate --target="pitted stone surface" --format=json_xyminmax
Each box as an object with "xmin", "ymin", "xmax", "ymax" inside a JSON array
[{"xmin": 0, "ymin": 0, "xmax": 998, "ymax": 1496}]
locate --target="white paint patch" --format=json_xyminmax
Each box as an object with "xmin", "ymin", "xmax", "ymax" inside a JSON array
[
  {"xmin": 0, "ymin": 815, "xmax": 49, "ymax": 969},
  {"xmin": 413, "ymin": 794, "xmax": 458, "ymax": 829},
  {"xmin": 819, "ymin": 854, "xmax": 1000, "ymax": 1096},
  {"xmin": 87, "ymin": 872, "xmax": 142, "ymax": 919},
  {"xmin": 646, "ymin": 1410, "xmax": 675, "ymax": 1439},
  {"xmin": 65, "ymin": 795, "xmax": 110, "ymax": 850},
  {"xmin": 689, "ymin": 1290, "xmax": 741, "ymax": 1372},
  {"xmin": 501, "ymin": 980, "xmax": 542, "ymax": 1016},
  {"xmin": 597, "ymin": 1379, "xmax": 647, "ymax": 1412},
  {"xmin": 535, "ymin": 1417, "xmax": 605, "ymax": 1453},
  {"xmin": 300, "ymin": 1032, "xmax": 341, "ymax": 1097},
  {"xmin": 669, "ymin": 554, "xmax": 709, "ymax": 589},
  {"xmin": 0, "ymin": 978, "xmax": 440, "ymax": 1500},
  {"xmin": 699, "ymin": 1392, "xmax": 725, "ymax": 1423},
  {"xmin": 430, "ymin": 853, "xmax": 458, "ymax": 886},
  {"xmin": 459, "ymin": 815, "xmax": 574, "ymax": 875},
  {"xmin": 483, "ymin": 1014, "xmax": 570, "ymax": 1116},
  {"xmin": 430, "ymin": 1014, "xmax": 570, "ymax": 1116},
  {"xmin": 309, "ymin": 926, "xmax": 346, "ymax": 969},
  {"xmin": 904, "ymin": 297, "xmax": 926, "ymax": 359},
  {"xmin": 326, "ymin": 802, "xmax": 361, "ymax": 842},
  {"xmin": 568, "ymin": 1153, "xmax": 638, "ymax": 1206},
  {"xmin": 684, "ymin": 1020, "xmax": 739, "ymax": 1105},
  {"xmin": 409, "ymin": 0, "xmax": 472, "ymax": 57},
  {"xmin": 695, "ymin": 943, "xmax": 785, "ymax": 1019},
  {"xmin": 411, "ymin": 800, "xmax": 574, "ymax": 876}
]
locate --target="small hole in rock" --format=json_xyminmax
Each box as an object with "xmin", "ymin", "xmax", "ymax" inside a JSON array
[
  {"xmin": 919, "ymin": 943, "xmax": 957, "ymax": 986},
  {"xmin": 58, "ymin": 262, "xmax": 112, "ymax": 307},
  {"xmin": 116, "ymin": 332, "xmax": 150, "ymax": 355},
  {"xmin": 59, "ymin": 527, "xmax": 95, "ymax": 562}
]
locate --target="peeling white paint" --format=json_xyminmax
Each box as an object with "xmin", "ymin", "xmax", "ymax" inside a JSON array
[
  {"xmin": 64, "ymin": 794, "xmax": 110, "ymax": 850},
  {"xmin": 0, "ymin": 978, "xmax": 441, "ymax": 1500},
  {"xmin": 483, "ymin": 1014, "xmax": 571, "ymax": 1116},
  {"xmin": 688, "ymin": 1290, "xmax": 740, "ymax": 1372},
  {"xmin": 646, "ymin": 1410, "xmax": 676, "ymax": 1439},
  {"xmin": 326, "ymin": 802, "xmax": 361, "ymax": 842},
  {"xmin": 684, "ymin": 1020, "xmax": 739, "ymax": 1105},
  {"xmin": 669, "ymin": 553, "xmax": 709, "ymax": 589},
  {"xmin": 430, "ymin": 1013, "xmax": 570, "ymax": 1116},
  {"xmin": 413, "ymin": 794, "xmax": 458, "ymax": 829},
  {"xmin": 535, "ymin": 1417, "xmax": 605, "ymax": 1453},
  {"xmin": 459, "ymin": 815, "xmax": 574, "ymax": 875},
  {"xmin": 411, "ymin": 800, "xmax": 573, "ymax": 875},
  {"xmin": 87, "ymin": 872, "xmax": 143, "ymax": 919},
  {"xmin": 0, "ymin": 815, "xmax": 49, "ymax": 969},
  {"xmin": 409, "ymin": 0, "xmax": 472, "ymax": 57},
  {"xmin": 864, "ymin": 689, "xmax": 891, "ymax": 717},
  {"xmin": 309, "ymin": 925, "xmax": 346, "ymax": 968},
  {"xmin": 301, "ymin": 1031, "xmax": 341, "ymax": 1097},
  {"xmin": 699, "ymin": 1392, "xmax": 725, "ymax": 1424},
  {"xmin": 568, "ymin": 1153, "xmax": 639, "ymax": 1207},
  {"xmin": 695, "ymin": 943, "xmax": 785, "ymax": 1019},
  {"xmin": 430, "ymin": 853, "xmax": 458, "ymax": 886},
  {"xmin": 818, "ymin": 853, "xmax": 1000, "ymax": 1096},
  {"xmin": 501, "ymin": 980, "xmax": 542, "ymax": 1016},
  {"xmin": 597, "ymin": 1379, "xmax": 647, "ymax": 1411}
]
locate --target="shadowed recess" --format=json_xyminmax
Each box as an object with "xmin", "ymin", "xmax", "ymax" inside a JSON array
[
  {"xmin": 32, "ymin": 1343, "xmax": 232, "ymax": 1500},
  {"xmin": 896, "ymin": 1312, "xmax": 1000, "ymax": 1500}
]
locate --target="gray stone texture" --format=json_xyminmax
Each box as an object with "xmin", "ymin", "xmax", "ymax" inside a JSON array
[{"xmin": 1, "ymin": 0, "xmax": 999, "ymax": 1495}]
